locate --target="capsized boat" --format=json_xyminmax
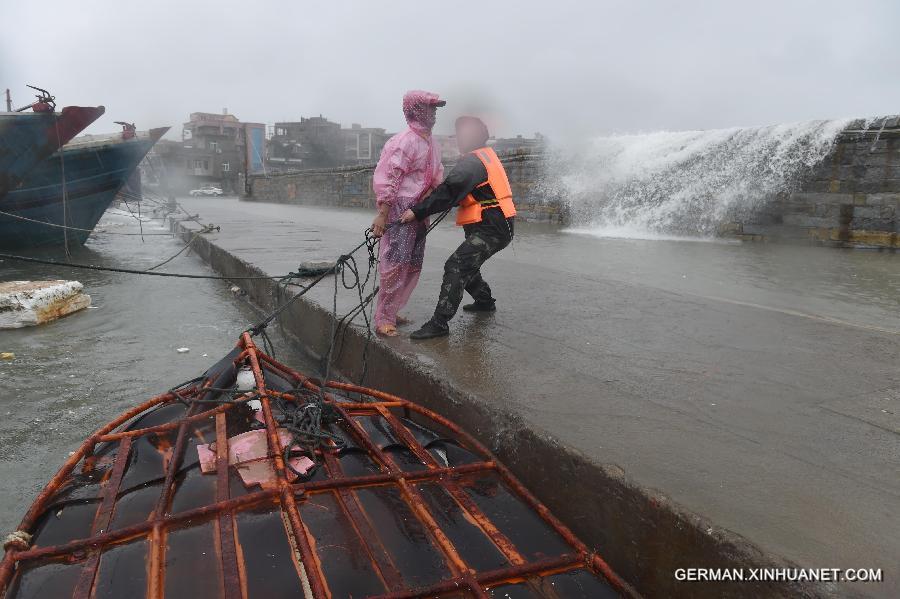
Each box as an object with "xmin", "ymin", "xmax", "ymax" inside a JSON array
[
  {"xmin": 0, "ymin": 333, "xmax": 636, "ymax": 599},
  {"xmin": 0, "ymin": 125, "xmax": 168, "ymax": 249},
  {"xmin": 0, "ymin": 87, "xmax": 105, "ymax": 199}
]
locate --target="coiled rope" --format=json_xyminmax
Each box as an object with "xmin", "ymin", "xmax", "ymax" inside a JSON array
[{"xmin": 226, "ymin": 207, "xmax": 452, "ymax": 472}]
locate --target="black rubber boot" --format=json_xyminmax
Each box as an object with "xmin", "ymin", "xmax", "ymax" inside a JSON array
[
  {"xmin": 462, "ymin": 300, "xmax": 496, "ymax": 313},
  {"xmin": 410, "ymin": 319, "xmax": 450, "ymax": 340}
]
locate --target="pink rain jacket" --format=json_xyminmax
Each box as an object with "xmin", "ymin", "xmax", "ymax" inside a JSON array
[
  {"xmin": 372, "ymin": 90, "xmax": 444, "ymax": 328},
  {"xmin": 373, "ymin": 90, "xmax": 444, "ymax": 210}
]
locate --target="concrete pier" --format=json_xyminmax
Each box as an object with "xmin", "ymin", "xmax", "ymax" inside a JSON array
[{"xmin": 176, "ymin": 197, "xmax": 899, "ymax": 598}]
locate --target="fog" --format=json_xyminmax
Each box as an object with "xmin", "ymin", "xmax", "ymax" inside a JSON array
[{"xmin": 2, "ymin": 0, "xmax": 899, "ymax": 140}]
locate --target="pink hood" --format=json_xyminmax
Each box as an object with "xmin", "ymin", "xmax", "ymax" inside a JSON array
[
  {"xmin": 402, "ymin": 89, "xmax": 443, "ymax": 136},
  {"xmin": 372, "ymin": 90, "xmax": 445, "ymax": 208}
]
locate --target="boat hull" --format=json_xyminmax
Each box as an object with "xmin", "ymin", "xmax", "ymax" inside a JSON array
[
  {"xmin": 0, "ymin": 128, "xmax": 167, "ymax": 250},
  {"xmin": 0, "ymin": 106, "xmax": 105, "ymax": 199}
]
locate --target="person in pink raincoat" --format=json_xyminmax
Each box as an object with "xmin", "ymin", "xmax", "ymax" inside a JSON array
[{"xmin": 370, "ymin": 90, "xmax": 446, "ymax": 336}]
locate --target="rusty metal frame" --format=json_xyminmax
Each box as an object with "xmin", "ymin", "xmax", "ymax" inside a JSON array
[{"xmin": 0, "ymin": 333, "xmax": 637, "ymax": 598}]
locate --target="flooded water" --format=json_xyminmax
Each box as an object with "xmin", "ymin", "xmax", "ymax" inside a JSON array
[
  {"xmin": 0, "ymin": 209, "xmax": 311, "ymax": 534},
  {"xmin": 184, "ymin": 196, "xmax": 900, "ymax": 335},
  {"xmin": 537, "ymin": 226, "xmax": 900, "ymax": 334}
]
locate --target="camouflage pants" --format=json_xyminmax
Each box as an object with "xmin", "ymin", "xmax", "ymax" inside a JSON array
[{"xmin": 433, "ymin": 223, "xmax": 511, "ymax": 325}]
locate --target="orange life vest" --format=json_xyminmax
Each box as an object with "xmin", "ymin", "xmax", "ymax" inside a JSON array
[{"xmin": 456, "ymin": 147, "xmax": 517, "ymax": 226}]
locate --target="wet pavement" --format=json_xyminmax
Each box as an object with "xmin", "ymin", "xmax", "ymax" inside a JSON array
[
  {"xmin": 179, "ymin": 196, "xmax": 900, "ymax": 592},
  {"xmin": 0, "ymin": 209, "xmax": 310, "ymax": 535}
]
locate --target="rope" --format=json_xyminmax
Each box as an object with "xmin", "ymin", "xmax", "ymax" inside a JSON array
[
  {"xmin": 144, "ymin": 225, "xmax": 219, "ymax": 272},
  {"xmin": 328, "ymin": 231, "xmax": 380, "ymax": 384},
  {"xmin": 53, "ymin": 121, "xmax": 70, "ymax": 257},
  {"xmin": 0, "ymin": 252, "xmax": 307, "ymax": 281},
  {"xmin": 118, "ymin": 192, "xmax": 148, "ymax": 242},
  {"xmin": 0, "ymin": 208, "xmax": 174, "ymax": 235},
  {"xmin": 257, "ymin": 213, "xmax": 448, "ymax": 467},
  {"xmin": 249, "ymin": 207, "xmax": 451, "ymax": 334},
  {"xmin": 249, "ymin": 206, "xmax": 452, "ymax": 390},
  {"xmin": 3, "ymin": 531, "xmax": 31, "ymax": 551},
  {"xmin": 246, "ymin": 236, "xmax": 373, "ymax": 335},
  {"xmin": 272, "ymin": 389, "xmax": 345, "ymax": 478},
  {"xmin": 155, "ymin": 207, "xmax": 452, "ymax": 477}
]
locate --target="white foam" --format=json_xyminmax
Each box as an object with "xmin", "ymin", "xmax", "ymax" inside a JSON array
[
  {"xmin": 548, "ymin": 119, "xmax": 852, "ymax": 238},
  {"xmin": 563, "ymin": 225, "xmax": 735, "ymax": 244}
]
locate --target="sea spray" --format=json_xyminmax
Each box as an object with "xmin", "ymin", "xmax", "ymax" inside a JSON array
[{"xmin": 545, "ymin": 119, "xmax": 852, "ymax": 238}]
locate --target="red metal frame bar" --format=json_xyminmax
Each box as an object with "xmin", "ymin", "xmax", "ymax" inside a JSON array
[
  {"xmin": 320, "ymin": 451, "xmax": 404, "ymax": 592},
  {"xmin": 242, "ymin": 331, "xmax": 329, "ymax": 598},
  {"xmin": 71, "ymin": 436, "xmax": 132, "ymax": 599},
  {"xmin": 215, "ymin": 411, "xmax": 243, "ymax": 599}
]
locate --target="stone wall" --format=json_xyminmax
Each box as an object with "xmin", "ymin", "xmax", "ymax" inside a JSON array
[
  {"xmin": 740, "ymin": 118, "xmax": 900, "ymax": 248},
  {"xmin": 245, "ymin": 149, "xmax": 561, "ymax": 222}
]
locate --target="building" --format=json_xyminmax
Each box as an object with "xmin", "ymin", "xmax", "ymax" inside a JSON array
[
  {"xmin": 267, "ymin": 116, "xmax": 343, "ymax": 171},
  {"xmin": 267, "ymin": 116, "xmax": 390, "ymax": 171},
  {"xmin": 490, "ymin": 133, "xmax": 546, "ymax": 155},
  {"xmin": 342, "ymin": 123, "xmax": 389, "ymax": 165},
  {"xmin": 154, "ymin": 110, "xmax": 265, "ymax": 194}
]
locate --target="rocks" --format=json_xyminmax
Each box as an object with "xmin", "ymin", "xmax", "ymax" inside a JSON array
[{"xmin": 0, "ymin": 281, "xmax": 91, "ymax": 329}]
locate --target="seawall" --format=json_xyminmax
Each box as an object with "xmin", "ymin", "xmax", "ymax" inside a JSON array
[
  {"xmin": 246, "ymin": 117, "xmax": 900, "ymax": 248},
  {"xmin": 246, "ymin": 149, "xmax": 561, "ymax": 223},
  {"xmin": 172, "ymin": 214, "xmax": 838, "ymax": 599},
  {"xmin": 744, "ymin": 118, "xmax": 900, "ymax": 248}
]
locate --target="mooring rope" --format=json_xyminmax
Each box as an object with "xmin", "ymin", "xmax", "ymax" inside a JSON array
[
  {"xmin": 143, "ymin": 225, "xmax": 219, "ymax": 271},
  {"xmin": 53, "ymin": 121, "xmax": 70, "ymax": 257},
  {"xmin": 0, "ymin": 252, "xmax": 321, "ymax": 281},
  {"xmin": 118, "ymin": 193, "xmax": 145, "ymax": 241},
  {"xmin": 249, "ymin": 207, "xmax": 451, "ymax": 338},
  {"xmin": 0, "ymin": 208, "xmax": 175, "ymax": 235}
]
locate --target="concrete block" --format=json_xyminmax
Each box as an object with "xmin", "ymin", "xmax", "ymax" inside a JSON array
[
  {"xmin": 802, "ymin": 180, "xmax": 836, "ymax": 193},
  {"xmin": 867, "ymin": 192, "xmax": 900, "ymax": 206},
  {"xmin": 0, "ymin": 280, "xmax": 91, "ymax": 329},
  {"xmin": 789, "ymin": 192, "xmax": 853, "ymax": 206},
  {"xmin": 851, "ymin": 217, "xmax": 896, "ymax": 232},
  {"xmin": 851, "ymin": 205, "xmax": 880, "ymax": 219},
  {"xmin": 847, "ymin": 230, "xmax": 900, "ymax": 248},
  {"xmin": 782, "ymin": 214, "xmax": 836, "ymax": 228},
  {"xmin": 861, "ymin": 179, "xmax": 889, "ymax": 193}
]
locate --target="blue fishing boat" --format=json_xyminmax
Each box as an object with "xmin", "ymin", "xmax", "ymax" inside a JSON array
[
  {"xmin": 0, "ymin": 126, "xmax": 169, "ymax": 250},
  {"xmin": 0, "ymin": 87, "xmax": 104, "ymax": 199}
]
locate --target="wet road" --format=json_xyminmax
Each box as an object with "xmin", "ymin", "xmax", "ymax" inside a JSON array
[
  {"xmin": 0, "ymin": 208, "xmax": 310, "ymax": 534},
  {"xmin": 178, "ymin": 197, "xmax": 900, "ymax": 595}
]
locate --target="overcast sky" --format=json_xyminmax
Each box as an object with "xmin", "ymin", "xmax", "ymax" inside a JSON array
[{"xmin": 2, "ymin": 0, "xmax": 899, "ymax": 141}]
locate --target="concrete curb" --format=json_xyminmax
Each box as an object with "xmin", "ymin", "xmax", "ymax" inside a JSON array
[{"xmin": 174, "ymin": 218, "xmax": 836, "ymax": 599}]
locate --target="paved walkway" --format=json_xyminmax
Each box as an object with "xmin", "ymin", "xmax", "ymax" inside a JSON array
[{"xmin": 180, "ymin": 197, "xmax": 899, "ymax": 594}]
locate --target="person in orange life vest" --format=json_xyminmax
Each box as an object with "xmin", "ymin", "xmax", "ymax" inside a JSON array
[{"xmin": 399, "ymin": 116, "xmax": 516, "ymax": 339}]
